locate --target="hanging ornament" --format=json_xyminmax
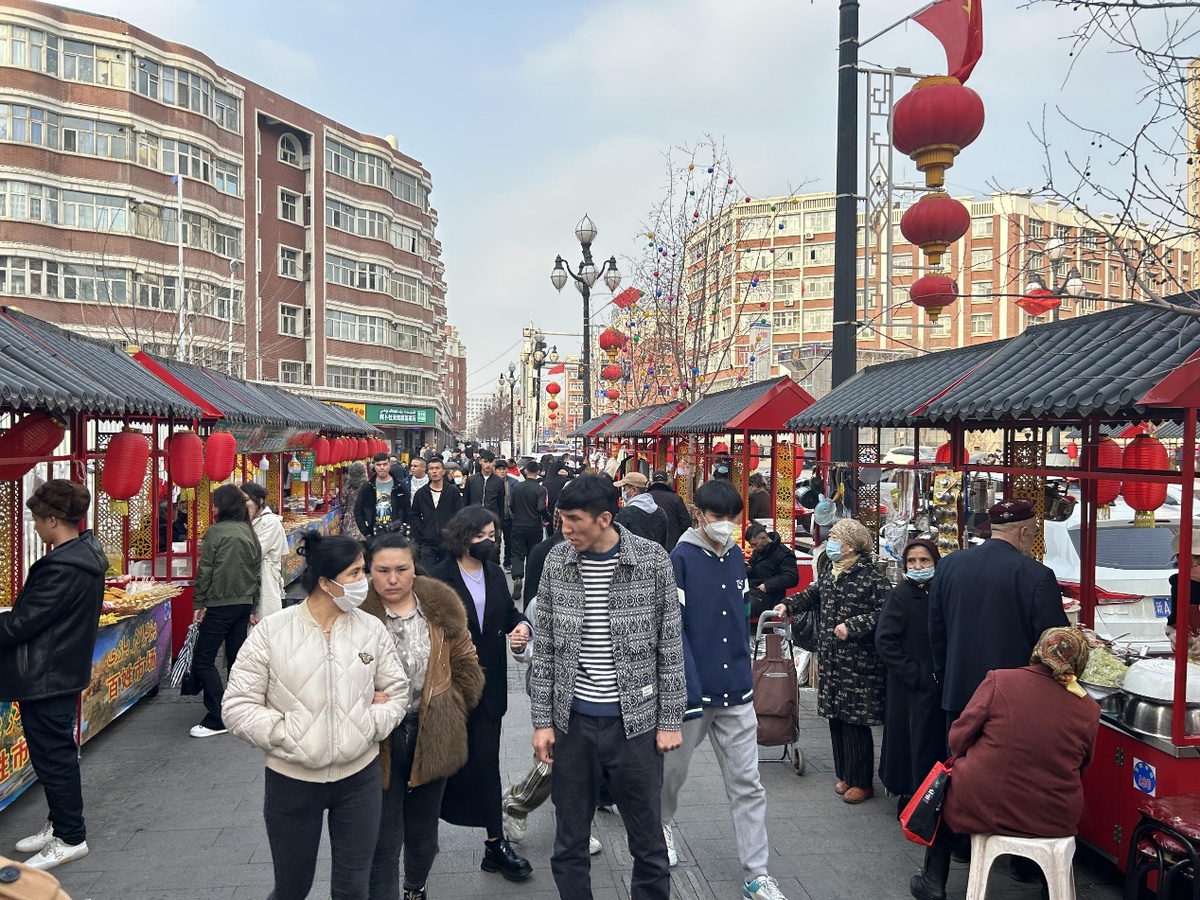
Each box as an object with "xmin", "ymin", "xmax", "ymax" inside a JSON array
[
  {"xmin": 102, "ymin": 428, "xmax": 150, "ymax": 517},
  {"xmin": 706, "ymin": 166, "xmax": 713, "ymax": 173},
  {"xmin": 0, "ymin": 411, "xmax": 67, "ymax": 481},
  {"xmin": 1122, "ymin": 433, "xmax": 1169, "ymax": 527},
  {"xmin": 168, "ymin": 430, "xmax": 204, "ymax": 501}
]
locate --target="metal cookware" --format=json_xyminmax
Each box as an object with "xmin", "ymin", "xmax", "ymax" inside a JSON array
[
  {"xmin": 1081, "ymin": 681, "xmax": 1125, "ymax": 716},
  {"xmin": 1119, "ymin": 695, "xmax": 1200, "ymax": 739}
]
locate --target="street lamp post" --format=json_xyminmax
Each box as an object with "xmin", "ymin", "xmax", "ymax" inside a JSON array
[
  {"xmin": 1025, "ymin": 236, "xmax": 1084, "ymax": 454},
  {"xmin": 500, "ymin": 364, "xmax": 516, "ymax": 456},
  {"xmin": 550, "ymin": 215, "xmax": 621, "ymax": 462},
  {"xmin": 531, "ymin": 334, "xmax": 547, "ymax": 451},
  {"xmin": 227, "ymin": 258, "xmax": 241, "ymax": 375}
]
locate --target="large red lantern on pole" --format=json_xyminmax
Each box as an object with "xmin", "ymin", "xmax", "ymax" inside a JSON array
[
  {"xmin": 168, "ymin": 430, "xmax": 204, "ymax": 497},
  {"xmin": 102, "ymin": 428, "xmax": 150, "ymax": 516},
  {"xmin": 909, "ymin": 275, "xmax": 959, "ymax": 322},
  {"xmin": 204, "ymin": 431, "xmax": 238, "ymax": 483},
  {"xmin": 892, "ymin": 76, "xmax": 986, "ymax": 188},
  {"xmin": 546, "ymin": 382, "xmax": 562, "ymax": 396},
  {"xmin": 598, "ymin": 328, "xmax": 626, "ymax": 361},
  {"xmin": 605, "ymin": 388, "xmax": 620, "ymax": 400},
  {"xmin": 601, "ymin": 363, "xmax": 623, "ymax": 382},
  {"xmin": 1095, "ymin": 435, "xmax": 1122, "ymax": 507},
  {"xmin": 0, "ymin": 411, "xmax": 67, "ymax": 481},
  {"xmin": 900, "ymin": 191, "xmax": 970, "ymax": 266},
  {"xmin": 546, "ymin": 400, "xmax": 559, "ymax": 411},
  {"xmin": 1121, "ymin": 433, "xmax": 1169, "ymax": 527}
]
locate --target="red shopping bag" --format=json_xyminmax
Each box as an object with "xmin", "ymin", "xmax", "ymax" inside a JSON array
[{"xmin": 900, "ymin": 761, "xmax": 951, "ymax": 846}]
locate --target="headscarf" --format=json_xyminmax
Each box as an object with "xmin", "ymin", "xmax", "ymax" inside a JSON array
[
  {"xmin": 1030, "ymin": 627, "xmax": 1090, "ymax": 698},
  {"xmin": 828, "ymin": 518, "xmax": 872, "ymax": 579},
  {"xmin": 901, "ymin": 538, "xmax": 941, "ymax": 570}
]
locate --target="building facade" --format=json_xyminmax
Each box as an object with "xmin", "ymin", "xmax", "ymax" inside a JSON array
[
  {"xmin": 442, "ymin": 324, "xmax": 466, "ymax": 438},
  {"xmin": 0, "ymin": 0, "xmax": 454, "ymax": 451}
]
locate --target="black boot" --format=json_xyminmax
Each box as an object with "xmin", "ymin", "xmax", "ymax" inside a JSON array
[
  {"xmin": 482, "ymin": 837, "xmax": 532, "ymax": 882},
  {"xmin": 909, "ymin": 844, "xmax": 951, "ymax": 900},
  {"xmin": 403, "ymin": 889, "xmax": 427, "ymax": 900}
]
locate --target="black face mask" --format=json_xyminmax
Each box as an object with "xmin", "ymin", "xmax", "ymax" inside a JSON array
[{"xmin": 469, "ymin": 539, "xmax": 495, "ymax": 562}]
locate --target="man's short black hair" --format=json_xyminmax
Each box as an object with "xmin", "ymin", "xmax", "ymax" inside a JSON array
[
  {"xmin": 694, "ymin": 479, "xmax": 744, "ymax": 517},
  {"xmin": 478, "ymin": 449, "xmax": 496, "ymax": 463},
  {"xmin": 373, "ymin": 452, "xmax": 390, "ymax": 463},
  {"xmin": 495, "ymin": 459, "xmax": 509, "ymax": 470},
  {"xmin": 524, "ymin": 460, "xmax": 541, "ymax": 475},
  {"xmin": 557, "ymin": 474, "xmax": 619, "ymax": 519}
]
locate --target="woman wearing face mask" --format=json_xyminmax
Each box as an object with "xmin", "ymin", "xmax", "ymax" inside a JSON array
[
  {"xmin": 875, "ymin": 539, "xmax": 944, "ymax": 815},
  {"xmin": 775, "ymin": 518, "xmax": 890, "ymax": 804},
  {"xmin": 222, "ymin": 532, "xmax": 409, "ymax": 900},
  {"xmin": 431, "ymin": 506, "xmax": 533, "ymax": 882}
]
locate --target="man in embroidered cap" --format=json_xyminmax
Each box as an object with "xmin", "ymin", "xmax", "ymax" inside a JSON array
[{"xmin": 928, "ymin": 498, "xmax": 1067, "ymax": 735}]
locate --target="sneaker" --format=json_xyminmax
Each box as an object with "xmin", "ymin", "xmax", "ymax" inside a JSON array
[
  {"xmin": 403, "ymin": 888, "xmax": 427, "ymax": 900},
  {"xmin": 744, "ymin": 874, "xmax": 789, "ymax": 900},
  {"xmin": 663, "ymin": 823, "xmax": 678, "ymax": 867},
  {"xmin": 15, "ymin": 821, "xmax": 53, "ymax": 853},
  {"xmin": 190, "ymin": 724, "xmax": 227, "ymax": 738},
  {"xmin": 503, "ymin": 811, "xmax": 527, "ymax": 843},
  {"xmin": 589, "ymin": 834, "xmax": 602, "ymax": 855},
  {"xmin": 24, "ymin": 837, "xmax": 88, "ymax": 871}
]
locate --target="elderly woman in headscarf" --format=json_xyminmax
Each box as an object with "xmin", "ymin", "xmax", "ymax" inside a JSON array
[
  {"xmin": 776, "ymin": 518, "xmax": 891, "ymax": 804},
  {"xmin": 908, "ymin": 627, "xmax": 1101, "ymax": 900},
  {"xmin": 339, "ymin": 461, "xmax": 368, "ymax": 540}
]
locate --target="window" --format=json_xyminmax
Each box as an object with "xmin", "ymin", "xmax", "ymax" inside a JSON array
[
  {"xmin": 61, "ymin": 263, "xmax": 127, "ymax": 304},
  {"xmin": 802, "ymin": 308, "xmax": 833, "ymax": 332},
  {"xmin": 807, "ymin": 243, "xmax": 834, "ymax": 265},
  {"xmin": 214, "ymin": 90, "xmax": 239, "ymax": 131},
  {"xmin": 931, "ymin": 317, "xmax": 952, "ymax": 338},
  {"xmin": 971, "ymin": 217, "xmax": 993, "ymax": 238},
  {"xmin": 279, "ymin": 189, "xmax": 300, "ymax": 223},
  {"xmin": 971, "ymin": 281, "xmax": 992, "ymax": 301},
  {"xmin": 214, "ymin": 159, "xmax": 239, "ymax": 195},
  {"xmin": 325, "ymin": 138, "xmax": 355, "ymax": 178},
  {"xmin": 893, "ymin": 254, "xmax": 913, "ymax": 271},
  {"xmin": 134, "ymin": 273, "xmax": 175, "ymax": 310},
  {"xmin": 215, "ymin": 224, "xmax": 240, "ymax": 258},
  {"xmin": 1028, "ymin": 219, "xmax": 1045, "ymax": 239},
  {"xmin": 773, "ymin": 311, "xmax": 799, "ymax": 330},
  {"xmin": 326, "ymin": 197, "xmax": 387, "ymax": 239},
  {"xmin": 1029, "ymin": 251, "xmax": 1044, "ymax": 271},
  {"xmin": 891, "ymin": 317, "xmax": 913, "ymax": 339},
  {"xmin": 279, "ymin": 246, "xmax": 301, "ymax": 279},
  {"xmin": 136, "ymin": 58, "xmax": 159, "ymax": 99},
  {"xmin": 802, "ymin": 209, "xmax": 835, "ymax": 233},
  {"xmin": 971, "ymin": 313, "xmax": 993, "ymax": 335},
  {"xmin": 970, "ymin": 249, "xmax": 993, "ymax": 269},
  {"xmin": 0, "ymin": 181, "xmax": 59, "ymax": 224},
  {"xmin": 279, "ymin": 361, "xmax": 303, "ymax": 385},
  {"xmin": 1083, "ymin": 260, "xmax": 1100, "ymax": 281},
  {"xmin": 773, "ymin": 280, "xmax": 796, "ymax": 299},
  {"xmin": 280, "ymin": 134, "xmax": 301, "ymax": 166},
  {"xmin": 1055, "ymin": 224, "xmax": 1071, "ymax": 240},
  {"xmin": 1083, "ymin": 230, "xmax": 1101, "ymax": 250},
  {"xmin": 61, "ymin": 190, "xmax": 126, "ymax": 230},
  {"xmin": 62, "ymin": 40, "xmax": 127, "ymax": 88},
  {"xmin": 279, "ymin": 304, "xmax": 301, "ymax": 336},
  {"xmin": 740, "ymin": 217, "xmax": 771, "ymax": 240},
  {"xmin": 802, "ymin": 275, "xmax": 834, "ymax": 299},
  {"xmin": 1109, "ymin": 264, "xmax": 1120, "ymax": 284}
]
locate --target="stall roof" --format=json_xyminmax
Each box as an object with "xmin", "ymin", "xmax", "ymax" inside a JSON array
[
  {"xmin": 921, "ymin": 296, "xmax": 1200, "ymax": 424},
  {"xmin": 0, "ymin": 308, "xmax": 203, "ymax": 418},
  {"xmin": 615, "ymin": 401, "xmax": 687, "ymax": 438},
  {"xmin": 567, "ymin": 413, "xmax": 617, "ymax": 438},
  {"xmin": 595, "ymin": 407, "xmax": 652, "ymax": 438},
  {"xmin": 788, "ymin": 341, "xmax": 1004, "ymax": 429},
  {"xmin": 1064, "ymin": 422, "xmax": 1185, "ymax": 441},
  {"xmin": 660, "ymin": 376, "xmax": 814, "ymax": 435}
]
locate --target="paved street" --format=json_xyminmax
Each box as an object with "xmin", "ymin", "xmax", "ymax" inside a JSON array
[{"xmin": 0, "ymin": 674, "xmax": 1124, "ymax": 900}]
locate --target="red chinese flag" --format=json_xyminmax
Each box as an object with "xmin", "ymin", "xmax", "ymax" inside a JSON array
[
  {"xmin": 914, "ymin": 0, "xmax": 984, "ymax": 84},
  {"xmin": 548, "ymin": 363, "xmax": 566, "ymax": 375}
]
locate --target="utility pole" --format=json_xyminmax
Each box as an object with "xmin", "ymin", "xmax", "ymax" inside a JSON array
[{"xmin": 831, "ymin": 0, "xmax": 859, "ymax": 463}]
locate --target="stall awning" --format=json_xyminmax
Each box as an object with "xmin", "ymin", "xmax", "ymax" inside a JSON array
[
  {"xmin": 595, "ymin": 407, "xmax": 652, "ymax": 438},
  {"xmin": 789, "ymin": 341, "xmax": 1003, "ymax": 429},
  {"xmin": 1064, "ymin": 421, "xmax": 1184, "ymax": 441},
  {"xmin": 614, "ymin": 402, "xmax": 687, "ymax": 438},
  {"xmin": 0, "ymin": 308, "xmax": 203, "ymax": 418},
  {"xmin": 660, "ymin": 376, "xmax": 814, "ymax": 435},
  {"xmin": 568, "ymin": 414, "xmax": 617, "ymax": 438}
]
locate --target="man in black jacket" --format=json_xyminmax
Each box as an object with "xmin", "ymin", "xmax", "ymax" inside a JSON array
[
  {"xmin": 509, "ymin": 460, "xmax": 550, "ymax": 599},
  {"xmin": 465, "ymin": 450, "xmax": 507, "ymax": 562},
  {"xmin": 542, "ymin": 458, "xmax": 570, "ymax": 534},
  {"xmin": 613, "ymin": 472, "xmax": 669, "ymax": 549},
  {"xmin": 647, "ymin": 470, "xmax": 692, "ymax": 550},
  {"xmin": 408, "ymin": 458, "xmax": 464, "ymax": 571},
  {"xmin": 0, "ymin": 480, "xmax": 107, "ymax": 870},
  {"xmin": 745, "ymin": 523, "xmax": 800, "ymax": 620},
  {"xmin": 353, "ymin": 453, "xmax": 410, "ymax": 538}
]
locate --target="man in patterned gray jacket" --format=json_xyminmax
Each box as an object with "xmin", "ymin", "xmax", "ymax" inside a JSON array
[{"xmin": 531, "ymin": 474, "xmax": 684, "ymax": 900}]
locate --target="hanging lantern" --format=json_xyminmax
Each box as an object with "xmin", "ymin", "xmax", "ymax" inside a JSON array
[
  {"xmin": 547, "ymin": 400, "xmax": 559, "ymax": 411},
  {"xmin": 546, "ymin": 382, "xmax": 562, "ymax": 396},
  {"xmin": 909, "ymin": 275, "xmax": 959, "ymax": 321},
  {"xmin": 605, "ymin": 388, "xmax": 620, "ymax": 400},
  {"xmin": 168, "ymin": 430, "xmax": 204, "ymax": 499},
  {"xmin": 0, "ymin": 411, "xmax": 67, "ymax": 481},
  {"xmin": 257, "ymin": 454, "xmax": 272, "ymax": 472},
  {"xmin": 102, "ymin": 428, "xmax": 150, "ymax": 516},
  {"xmin": 1095, "ymin": 436, "xmax": 1122, "ymax": 506},
  {"xmin": 1121, "ymin": 433, "xmax": 1169, "ymax": 527},
  {"xmin": 548, "ymin": 412, "xmax": 557, "ymax": 422},
  {"xmin": 900, "ymin": 192, "xmax": 971, "ymax": 266},
  {"xmin": 601, "ymin": 363, "xmax": 623, "ymax": 382},
  {"xmin": 204, "ymin": 431, "xmax": 238, "ymax": 483},
  {"xmin": 598, "ymin": 328, "xmax": 627, "ymax": 361},
  {"xmin": 891, "ymin": 76, "xmax": 986, "ymax": 188},
  {"xmin": 311, "ymin": 435, "xmax": 331, "ymax": 470},
  {"xmin": 934, "ymin": 441, "xmax": 967, "ymax": 465},
  {"xmin": 357, "ymin": 437, "xmax": 369, "ymax": 460}
]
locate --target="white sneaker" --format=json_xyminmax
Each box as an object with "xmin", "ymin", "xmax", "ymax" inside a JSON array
[
  {"xmin": 589, "ymin": 834, "xmax": 602, "ymax": 855},
  {"xmin": 24, "ymin": 837, "xmax": 88, "ymax": 870},
  {"xmin": 597, "ymin": 803, "xmax": 619, "ymax": 815},
  {"xmin": 744, "ymin": 874, "xmax": 789, "ymax": 900},
  {"xmin": 15, "ymin": 821, "xmax": 53, "ymax": 853},
  {"xmin": 189, "ymin": 724, "xmax": 227, "ymax": 738},
  {"xmin": 502, "ymin": 811, "xmax": 527, "ymax": 843},
  {"xmin": 663, "ymin": 823, "xmax": 678, "ymax": 867}
]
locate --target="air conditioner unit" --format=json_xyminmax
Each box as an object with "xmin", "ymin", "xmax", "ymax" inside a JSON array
[
  {"xmin": 804, "ymin": 231, "xmax": 815, "ymax": 240},
  {"xmin": 784, "ymin": 299, "xmax": 795, "ymax": 307}
]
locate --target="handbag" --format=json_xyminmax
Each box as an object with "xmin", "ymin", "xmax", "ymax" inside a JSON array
[
  {"xmin": 179, "ymin": 669, "xmax": 203, "ymax": 697},
  {"xmin": 791, "ymin": 607, "xmax": 817, "ymax": 652},
  {"xmin": 900, "ymin": 760, "xmax": 952, "ymax": 846},
  {"xmin": 170, "ymin": 624, "xmax": 203, "ymax": 696}
]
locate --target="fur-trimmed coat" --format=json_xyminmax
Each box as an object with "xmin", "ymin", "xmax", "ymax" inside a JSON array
[{"xmin": 362, "ymin": 575, "xmax": 484, "ymax": 789}]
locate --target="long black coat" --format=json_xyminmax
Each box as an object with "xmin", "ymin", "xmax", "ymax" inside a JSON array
[
  {"xmin": 789, "ymin": 556, "xmax": 889, "ymax": 725},
  {"xmin": 875, "ymin": 579, "xmax": 944, "ymax": 798},
  {"xmin": 408, "ymin": 482, "xmax": 464, "ymax": 550},
  {"xmin": 647, "ymin": 483, "xmax": 693, "ymax": 550},
  {"xmin": 747, "ymin": 534, "xmax": 800, "ymax": 616}
]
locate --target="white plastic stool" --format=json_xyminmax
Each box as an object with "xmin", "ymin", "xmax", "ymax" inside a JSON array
[{"xmin": 965, "ymin": 833, "xmax": 1077, "ymax": 900}]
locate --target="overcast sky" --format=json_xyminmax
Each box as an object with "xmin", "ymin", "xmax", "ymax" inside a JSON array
[{"xmin": 77, "ymin": 0, "xmax": 1188, "ymax": 395}]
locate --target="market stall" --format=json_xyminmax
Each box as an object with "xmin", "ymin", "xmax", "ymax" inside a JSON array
[
  {"xmin": 567, "ymin": 414, "xmax": 618, "ymax": 468},
  {"xmin": 604, "ymin": 401, "xmax": 687, "ymax": 475}
]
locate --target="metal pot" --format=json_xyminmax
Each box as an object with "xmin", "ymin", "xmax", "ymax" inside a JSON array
[
  {"xmin": 1081, "ymin": 681, "xmax": 1125, "ymax": 715},
  {"xmin": 1119, "ymin": 695, "xmax": 1200, "ymax": 739}
]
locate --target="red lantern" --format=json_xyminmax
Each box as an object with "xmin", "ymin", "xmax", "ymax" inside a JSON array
[
  {"xmin": 1121, "ymin": 433, "xmax": 1169, "ymax": 527},
  {"xmin": 909, "ymin": 275, "xmax": 959, "ymax": 321},
  {"xmin": 548, "ymin": 412, "xmax": 558, "ymax": 422},
  {"xmin": 357, "ymin": 437, "xmax": 369, "ymax": 459},
  {"xmin": 598, "ymin": 328, "xmax": 627, "ymax": 361},
  {"xmin": 546, "ymin": 382, "xmax": 562, "ymax": 396},
  {"xmin": 601, "ymin": 363, "xmax": 623, "ymax": 382},
  {"xmin": 1016, "ymin": 288, "xmax": 1061, "ymax": 318},
  {"xmin": 102, "ymin": 428, "xmax": 150, "ymax": 516},
  {"xmin": 934, "ymin": 441, "xmax": 967, "ymax": 465},
  {"xmin": 311, "ymin": 436, "xmax": 331, "ymax": 469},
  {"xmin": 900, "ymin": 192, "xmax": 970, "ymax": 266},
  {"xmin": 1095, "ymin": 436, "xmax": 1122, "ymax": 506},
  {"xmin": 339, "ymin": 437, "xmax": 351, "ymax": 463},
  {"xmin": 0, "ymin": 411, "xmax": 67, "ymax": 481},
  {"xmin": 547, "ymin": 400, "xmax": 559, "ymax": 411},
  {"xmin": 892, "ymin": 76, "xmax": 986, "ymax": 188},
  {"xmin": 605, "ymin": 388, "xmax": 620, "ymax": 400},
  {"xmin": 168, "ymin": 430, "xmax": 204, "ymax": 491}
]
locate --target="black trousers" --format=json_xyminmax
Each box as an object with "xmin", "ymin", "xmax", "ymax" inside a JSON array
[
  {"xmin": 509, "ymin": 526, "xmax": 544, "ymax": 581},
  {"xmin": 501, "ymin": 521, "xmax": 513, "ymax": 567},
  {"xmin": 193, "ymin": 603, "xmax": 253, "ymax": 730},
  {"xmin": 264, "ymin": 759, "xmax": 383, "ymax": 900},
  {"xmin": 20, "ymin": 694, "xmax": 85, "ymax": 845},
  {"xmin": 828, "ymin": 717, "xmax": 874, "ymax": 790},
  {"xmin": 551, "ymin": 712, "xmax": 669, "ymax": 900},
  {"xmin": 416, "ymin": 543, "xmax": 447, "ymax": 575}
]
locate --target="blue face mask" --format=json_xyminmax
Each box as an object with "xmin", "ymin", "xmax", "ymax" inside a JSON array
[
  {"xmin": 905, "ymin": 566, "xmax": 935, "ymax": 584},
  {"xmin": 825, "ymin": 539, "xmax": 843, "ymax": 562}
]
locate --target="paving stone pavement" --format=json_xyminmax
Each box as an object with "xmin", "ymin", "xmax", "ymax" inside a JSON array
[{"xmin": 0, "ymin": 670, "xmax": 1125, "ymax": 900}]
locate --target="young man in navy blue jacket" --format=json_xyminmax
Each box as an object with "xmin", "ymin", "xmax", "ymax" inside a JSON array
[{"xmin": 663, "ymin": 479, "xmax": 789, "ymax": 900}]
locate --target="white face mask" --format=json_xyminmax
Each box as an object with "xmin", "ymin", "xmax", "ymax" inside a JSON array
[
  {"xmin": 330, "ymin": 577, "xmax": 369, "ymax": 612},
  {"xmin": 704, "ymin": 520, "xmax": 738, "ymax": 543}
]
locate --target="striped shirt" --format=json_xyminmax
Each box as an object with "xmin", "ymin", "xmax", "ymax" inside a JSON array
[{"xmin": 573, "ymin": 544, "xmax": 621, "ymax": 708}]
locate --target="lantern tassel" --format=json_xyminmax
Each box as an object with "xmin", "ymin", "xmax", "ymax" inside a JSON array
[
  {"xmin": 111, "ymin": 500, "xmax": 129, "ymax": 517},
  {"xmin": 1133, "ymin": 509, "xmax": 1156, "ymax": 528},
  {"xmin": 178, "ymin": 488, "xmax": 195, "ymax": 502}
]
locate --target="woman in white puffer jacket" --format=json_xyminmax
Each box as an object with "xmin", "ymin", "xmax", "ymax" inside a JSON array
[
  {"xmin": 241, "ymin": 481, "xmax": 288, "ymax": 618},
  {"xmin": 224, "ymin": 531, "xmax": 408, "ymax": 900}
]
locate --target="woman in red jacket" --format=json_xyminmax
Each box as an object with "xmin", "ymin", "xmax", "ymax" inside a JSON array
[{"xmin": 909, "ymin": 627, "xmax": 1100, "ymax": 900}]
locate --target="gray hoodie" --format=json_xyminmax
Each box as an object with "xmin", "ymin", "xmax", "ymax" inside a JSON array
[{"xmin": 626, "ymin": 492, "xmax": 659, "ymax": 514}]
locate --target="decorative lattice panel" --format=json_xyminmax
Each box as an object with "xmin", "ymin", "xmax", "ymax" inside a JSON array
[
  {"xmin": 730, "ymin": 450, "xmax": 745, "ymax": 498},
  {"xmin": 93, "ymin": 458, "xmax": 125, "ymax": 576},
  {"xmin": 194, "ymin": 477, "xmax": 212, "ymax": 539},
  {"xmin": 267, "ymin": 466, "xmax": 282, "ymax": 514},
  {"xmin": 0, "ymin": 480, "xmax": 17, "ymax": 606},
  {"xmin": 656, "ymin": 443, "xmax": 668, "ymax": 472},
  {"xmin": 127, "ymin": 477, "xmax": 153, "ymax": 561},
  {"xmin": 857, "ymin": 443, "xmax": 881, "ymax": 545},
  {"xmin": 1010, "ymin": 440, "xmax": 1046, "ymax": 561},
  {"xmin": 774, "ymin": 443, "xmax": 795, "ymax": 546},
  {"xmin": 676, "ymin": 440, "xmax": 693, "ymax": 506}
]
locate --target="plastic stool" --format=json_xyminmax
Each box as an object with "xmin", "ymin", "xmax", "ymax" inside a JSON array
[
  {"xmin": 965, "ymin": 833, "xmax": 1077, "ymax": 900},
  {"xmin": 1123, "ymin": 795, "xmax": 1200, "ymax": 900}
]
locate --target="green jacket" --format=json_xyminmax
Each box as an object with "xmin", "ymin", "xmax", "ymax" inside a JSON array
[{"xmin": 194, "ymin": 520, "xmax": 263, "ymax": 609}]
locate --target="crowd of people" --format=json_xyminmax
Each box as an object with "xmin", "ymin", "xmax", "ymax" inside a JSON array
[{"xmin": 0, "ymin": 455, "xmax": 1104, "ymax": 900}]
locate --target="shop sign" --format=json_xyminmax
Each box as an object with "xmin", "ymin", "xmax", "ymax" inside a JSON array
[
  {"xmin": 367, "ymin": 405, "xmax": 435, "ymax": 427},
  {"xmin": 1132, "ymin": 758, "xmax": 1157, "ymax": 796},
  {"xmin": 330, "ymin": 401, "xmax": 367, "ymax": 420}
]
